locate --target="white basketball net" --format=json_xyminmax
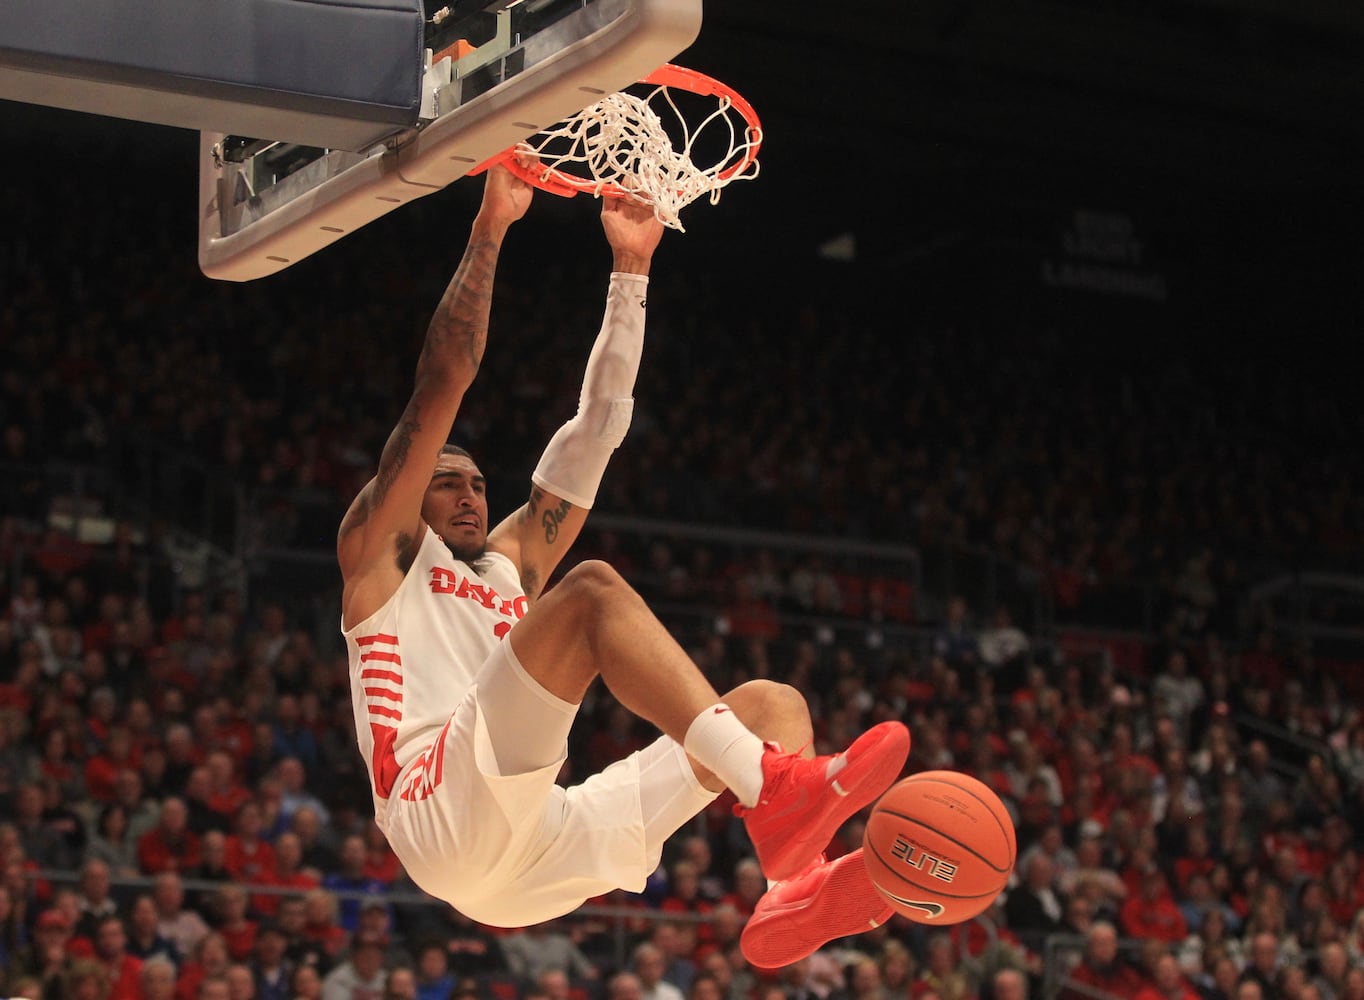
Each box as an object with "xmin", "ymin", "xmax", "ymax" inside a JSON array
[{"xmin": 516, "ymin": 83, "xmax": 762, "ymax": 232}]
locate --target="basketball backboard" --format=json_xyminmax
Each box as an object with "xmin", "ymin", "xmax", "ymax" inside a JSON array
[
  {"xmin": 197, "ymin": 0, "xmax": 702, "ymax": 281},
  {"xmin": 0, "ymin": 0, "xmax": 428, "ymax": 152}
]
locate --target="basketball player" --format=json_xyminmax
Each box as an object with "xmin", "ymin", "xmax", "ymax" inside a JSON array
[{"xmin": 337, "ymin": 163, "xmax": 906, "ymax": 967}]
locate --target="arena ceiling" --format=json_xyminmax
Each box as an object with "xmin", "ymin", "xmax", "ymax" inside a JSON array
[
  {"xmin": 678, "ymin": 0, "xmax": 1364, "ymax": 259},
  {"xmin": 693, "ymin": 0, "xmax": 1364, "ymax": 188}
]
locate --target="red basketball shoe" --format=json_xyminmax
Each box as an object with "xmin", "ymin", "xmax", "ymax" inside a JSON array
[
  {"xmin": 741, "ymin": 849, "xmax": 895, "ymax": 969},
  {"xmin": 737, "ymin": 721, "xmax": 909, "ymax": 881}
]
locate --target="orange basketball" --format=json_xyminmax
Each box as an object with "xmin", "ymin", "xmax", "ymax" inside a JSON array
[{"xmin": 862, "ymin": 770, "xmax": 1016, "ymax": 924}]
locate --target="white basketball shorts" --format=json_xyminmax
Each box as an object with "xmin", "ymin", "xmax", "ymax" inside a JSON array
[{"xmin": 377, "ymin": 638, "xmax": 714, "ymax": 927}]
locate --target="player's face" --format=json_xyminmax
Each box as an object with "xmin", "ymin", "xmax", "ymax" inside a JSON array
[{"xmin": 423, "ymin": 453, "xmax": 490, "ymax": 563}]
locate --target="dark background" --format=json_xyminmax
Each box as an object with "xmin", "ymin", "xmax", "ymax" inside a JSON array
[
  {"xmin": 3, "ymin": 0, "xmax": 1363, "ymax": 481},
  {"xmin": 7, "ymin": 1, "xmax": 1364, "ymax": 327}
]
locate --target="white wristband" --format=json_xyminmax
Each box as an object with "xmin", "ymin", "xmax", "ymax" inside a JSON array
[{"xmin": 531, "ymin": 273, "xmax": 648, "ymax": 509}]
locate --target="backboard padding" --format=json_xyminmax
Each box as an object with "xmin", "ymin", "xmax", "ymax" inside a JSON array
[{"xmin": 0, "ymin": 0, "xmax": 424, "ymax": 151}]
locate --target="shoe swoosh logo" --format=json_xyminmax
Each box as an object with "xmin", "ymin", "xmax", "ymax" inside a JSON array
[
  {"xmin": 879, "ymin": 890, "xmax": 945, "ymax": 918},
  {"xmin": 765, "ymin": 786, "xmax": 811, "ymax": 820}
]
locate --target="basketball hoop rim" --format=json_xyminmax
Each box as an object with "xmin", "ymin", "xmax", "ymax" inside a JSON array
[
  {"xmin": 638, "ymin": 63, "xmax": 763, "ymax": 184},
  {"xmin": 483, "ymin": 62, "xmax": 763, "ymax": 201}
]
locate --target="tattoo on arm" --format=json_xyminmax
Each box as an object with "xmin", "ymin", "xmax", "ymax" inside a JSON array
[
  {"xmin": 541, "ymin": 499, "xmax": 572, "ymax": 544},
  {"xmin": 373, "ymin": 416, "xmax": 422, "ymax": 508},
  {"xmin": 419, "ymin": 236, "xmax": 502, "ymax": 377}
]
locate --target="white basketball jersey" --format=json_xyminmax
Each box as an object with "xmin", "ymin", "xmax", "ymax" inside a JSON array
[{"xmin": 342, "ymin": 526, "xmax": 527, "ymax": 812}]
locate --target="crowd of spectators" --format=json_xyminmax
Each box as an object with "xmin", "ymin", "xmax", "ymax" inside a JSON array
[
  {"xmin": 4, "ymin": 504, "xmax": 1364, "ymax": 1000},
  {"xmin": 2, "ymin": 119, "xmax": 1363, "ymax": 1000},
  {"xmin": 2, "ymin": 125, "xmax": 1361, "ymax": 634}
]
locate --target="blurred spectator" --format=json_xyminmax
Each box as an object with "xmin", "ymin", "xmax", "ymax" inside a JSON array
[
  {"xmin": 320, "ymin": 836, "xmax": 387, "ymax": 933},
  {"xmin": 1311, "ymin": 943, "xmax": 1350, "ymax": 1000},
  {"xmin": 227, "ymin": 963, "xmax": 259, "ymax": 1000},
  {"xmin": 252, "ymin": 922, "xmax": 296, "ymax": 1000},
  {"xmin": 1239, "ymin": 743, "xmax": 1286, "ymax": 821},
  {"xmin": 412, "ymin": 941, "xmax": 454, "ymax": 1000},
  {"xmin": 186, "ymin": 831, "xmax": 235, "ymax": 915},
  {"xmin": 88, "ymin": 913, "xmax": 145, "ymax": 1000},
  {"xmin": 300, "ymin": 892, "xmax": 349, "ymax": 968},
  {"xmin": 932, "ymin": 597, "xmax": 978, "ymax": 673},
  {"xmin": 290, "ymin": 809, "xmax": 339, "ymax": 875},
  {"xmin": 177, "ymin": 933, "xmax": 233, "ymax": 1000},
  {"xmin": 1122, "ymin": 869, "xmax": 1188, "ymax": 945},
  {"xmin": 292, "ymin": 965, "xmax": 325, "ymax": 1000},
  {"xmin": 225, "ymin": 801, "xmax": 275, "ymax": 884},
  {"xmin": 73, "ymin": 859, "xmax": 120, "ymax": 939},
  {"xmin": 268, "ymin": 696, "xmax": 319, "ymax": 775},
  {"xmin": 1203, "ymin": 957, "xmax": 1243, "ymax": 1000},
  {"xmin": 1018, "ymin": 824, "xmax": 1077, "ymax": 890},
  {"xmin": 15, "ymin": 782, "xmax": 76, "ymax": 869},
  {"xmin": 1151, "ymin": 651, "xmax": 1203, "ymax": 743},
  {"xmin": 1062, "ymin": 922, "xmax": 1143, "ymax": 1000},
  {"xmin": 1240, "ymin": 933, "xmax": 1283, "ymax": 1000},
  {"xmin": 502, "ymin": 921, "xmax": 597, "ymax": 984},
  {"xmin": 68, "ymin": 957, "xmax": 113, "ymax": 1000},
  {"xmin": 1136, "ymin": 953, "xmax": 1201, "ymax": 1000},
  {"xmin": 991, "ymin": 968, "xmax": 1028, "ymax": 1000},
  {"xmin": 609, "ymin": 972, "xmax": 646, "ymax": 1000},
  {"xmin": 351, "ymin": 902, "xmax": 409, "ymax": 971},
  {"xmin": 320, "ymin": 930, "xmax": 388, "ymax": 1000},
  {"xmin": 912, "ymin": 934, "xmax": 973, "ymax": 1000},
  {"xmin": 5, "ymin": 909, "xmax": 79, "ymax": 998},
  {"xmin": 679, "ymin": 829, "xmax": 731, "ymax": 900},
  {"xmin": 660, "ymin": 860, "xmax": 714, "ymax": 935},
  {"xmin": 126, "ymin": 893, "xmax": 181, "ymax": 968},
  {"xmin": 277, "ymin": 760, "xmax": 330, "ymax": 830},
  {"xmin": 154, "ymin": 872, "xmax": 211, "ymax": 961},
  {"xmin": 273, "ymin": 897, "xmax": 333, "ymax": 975},
  {"xmin": 359, "ymin": 824, "xmax": 398, "ymax": 887},
  {"xmin": 213, "ymin": 885, "xmax": 259, "ymax": 962},
  {"xmin": 255, "ymin": 833, "xmax": 319, "ymax": 917},
  {"xmin": 719, "ymin": 861, "xmax": 765, "ymax": 918},
  {"xmin": 163, "ymin": 727, "xmax": 200, "ymax": 794},
  {"xmin": 1006, "ymin": 854, "xmax": 1065, "ymax": 952},
  {"xmin": 145, "ymin": 955, "xmax": 180, "ymax": 1000},
  {"xmin": 87, "ymin": 802, "xmax": 141, "ymax": 878},
  {"xmin": 383, "ymin": 967, "xmax": 416, "ymax": 1000},
  {"xmin": 633, "ymin": 942, "xmax": 685, "ymax": 1000},
  {"xmin": 114, "ymin": 768, "xmax": 161, "ymax": 845},
  {"xmin": 139, "ymin": 798, "xmax": 202, "ymax": 875},
  {"xmin": 843, "ymin": 956, "xmax": 886, "ymax": 1000},
  {"xmin": 976, "ymin": 608, "xmax": 1031, "ymax": 682}
]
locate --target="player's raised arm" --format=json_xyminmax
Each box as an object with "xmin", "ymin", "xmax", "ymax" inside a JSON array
[
  {"xmin": 338, "ymin": 165, "xmax": 532, "ymax": 626},
  {"xmin": 487, "ymin": 197, "xmax": 664, "ymax": 600}
]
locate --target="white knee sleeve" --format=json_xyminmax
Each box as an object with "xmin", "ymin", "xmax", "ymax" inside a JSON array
[{"xmin": 531, "ymin": 272, "xmax": 647, "ymax": 509}]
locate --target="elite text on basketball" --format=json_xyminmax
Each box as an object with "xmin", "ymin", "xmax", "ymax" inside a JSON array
[{"xmin": 890, "ymin": 835, "xmax": 960, "ymax": 883}]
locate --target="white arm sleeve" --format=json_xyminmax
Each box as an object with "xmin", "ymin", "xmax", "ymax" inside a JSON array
[{"xmin": 531, "ymin": 272, "xmax": 648, "ymax": 508}]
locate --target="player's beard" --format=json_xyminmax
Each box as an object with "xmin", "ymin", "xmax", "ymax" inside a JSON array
[{"xmin": 442, "ymin": 536, "xmax": 487, "ymax": 567}]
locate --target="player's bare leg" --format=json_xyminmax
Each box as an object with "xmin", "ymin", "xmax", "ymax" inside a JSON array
[
  {"xmin": 508, "ymin": 559, "xmax": 909, "ymax": 881},
  {"xmin": 509, "ymin": 559, "xmax": 730, "ymax": 740}
]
